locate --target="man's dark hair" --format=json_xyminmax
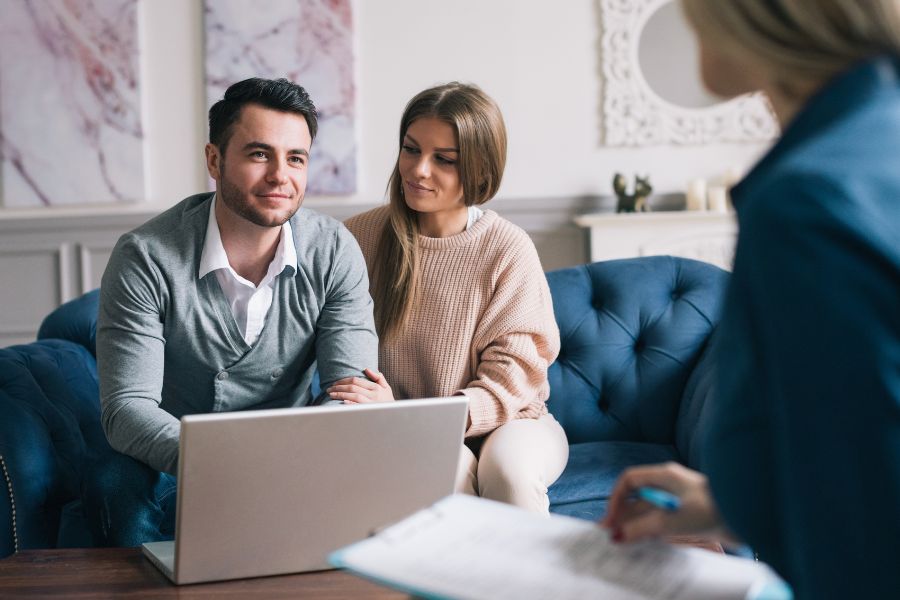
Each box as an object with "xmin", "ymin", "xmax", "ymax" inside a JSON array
[{"xmin": 208, "ymin": 77, "xmax": 318, "ymax": 153}]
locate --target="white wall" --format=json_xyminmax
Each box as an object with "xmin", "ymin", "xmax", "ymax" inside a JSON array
[
  {"xmin": 2, "ymin": 0, "xmax": 767, "ymax": 216},
  {"xmin": 0, "ymin": 0, "xmax": 771, "ymax": 342},
  {"xmin": 137, "ymin": 0, "xmax": 765, "ymax": 212}
]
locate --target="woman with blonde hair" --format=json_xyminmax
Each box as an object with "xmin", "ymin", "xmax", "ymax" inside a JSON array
[
  {"xmin": 331, "ymin": 83, "xmax": 569, "ymax": 514},
  {"xmin": 604, "ymin": 1, "xmax": 900, "ymax": 598}
]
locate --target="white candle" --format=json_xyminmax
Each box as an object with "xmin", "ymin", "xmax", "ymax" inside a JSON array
[
  {"xmin": 686, "ymin": 178, "xmax": 707, "ymax": 211},
  {"xmin": 723, "ymin": 166, "xmax": 743, "ymax": 188},
  {"xmin": 707, "ymin": 185, "xmax": 729, "ymax": 212}
]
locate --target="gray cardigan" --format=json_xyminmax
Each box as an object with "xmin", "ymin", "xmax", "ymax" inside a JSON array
[{"xmin": 97, "ymin": 193, "xmax": 378, "ymax": 474}]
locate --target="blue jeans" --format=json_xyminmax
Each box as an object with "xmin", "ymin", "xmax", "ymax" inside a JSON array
[{"xmin": 82, "ymin": 451, "xmax": 177, "ymax": 547}]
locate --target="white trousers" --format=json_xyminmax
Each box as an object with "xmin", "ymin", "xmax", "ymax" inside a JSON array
[{"xmin": 454, "ymin": 413, "xmax": 569, "ymax": 515}]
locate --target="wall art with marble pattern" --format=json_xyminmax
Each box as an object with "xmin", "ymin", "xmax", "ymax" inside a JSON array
[
  {"xmin": 0, "ymin": 0, "xmax": 145, "ymax": 207},
  {"xmin": 205, "ymin": 0, "xmax": 357, "ymax": 195}
]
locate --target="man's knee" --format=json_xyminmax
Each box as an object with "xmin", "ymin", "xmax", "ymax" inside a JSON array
[
  {"xmin": 82, "ymin": 451, "xmax": 171, "ymax": 547},
  {"xmin": 83, "ymin": 451, "xmax": 158, "ymax": 500}
]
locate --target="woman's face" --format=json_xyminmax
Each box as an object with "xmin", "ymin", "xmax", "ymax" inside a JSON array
[{"xmin": 398, "ymin": 117, "xmax": 465, "ymax": 216}]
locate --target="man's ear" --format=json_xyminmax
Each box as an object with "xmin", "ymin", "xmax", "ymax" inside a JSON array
[{"xmin": 205, "ymin": 143, "xmax": 222, "ymax": 180}]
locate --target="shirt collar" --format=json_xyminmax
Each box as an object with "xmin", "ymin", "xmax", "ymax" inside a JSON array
[{"xmin": 198, "ymin": 195, "xmax": 298, "ymax": 280}]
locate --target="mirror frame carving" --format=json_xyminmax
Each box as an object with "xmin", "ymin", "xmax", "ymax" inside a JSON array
[{"xmin": 600, "ymin": 0, "xmax": 779, "ymax": 146}]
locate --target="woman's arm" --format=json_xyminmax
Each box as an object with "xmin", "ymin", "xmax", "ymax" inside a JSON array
[{"xmin": 461, "ymin": 235, "xmax": 560, "ymax": 436}]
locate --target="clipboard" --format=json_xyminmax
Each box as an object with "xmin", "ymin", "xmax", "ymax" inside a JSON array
[{"xmin": 330, "ymin": 494, "xmax": 791, "ymax": 600}]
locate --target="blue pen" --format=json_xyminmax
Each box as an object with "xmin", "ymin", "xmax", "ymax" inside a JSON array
[{"xmin": 635, "ymin": 486, "xmax": 681, "ymax": 511}]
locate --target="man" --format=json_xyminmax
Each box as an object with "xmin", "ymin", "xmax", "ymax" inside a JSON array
[{"xmin": 86, "ymin": 78, "xmax": 377, "ymax": 546}]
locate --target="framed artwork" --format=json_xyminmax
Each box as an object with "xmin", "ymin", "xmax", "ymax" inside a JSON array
[
  {"xmin": 205, "ymin": 0, "xmax": 357, "ymax": 194},
  {"xmin": 0, "ymin": 0, "xmax": 145, "ymax": 207}
]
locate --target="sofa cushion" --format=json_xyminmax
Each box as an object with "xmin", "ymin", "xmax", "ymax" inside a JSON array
[
  {"xmin": 548, "ymin": 440, "xmax": 679, "ymax": 520},
  {"xmin": 546, "ymin": 257, "xmax": 728, "ymax": 447}
]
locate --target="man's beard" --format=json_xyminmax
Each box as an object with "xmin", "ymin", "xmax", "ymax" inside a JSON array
[{"xmin": 218, "ymin": 167, "xmax": 302, "ymax": 228}]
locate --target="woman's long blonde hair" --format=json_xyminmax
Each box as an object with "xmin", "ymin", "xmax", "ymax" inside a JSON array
[
  {"xmin": 372, "ymin": 82, "xmax": 507, "ymax": 341},
  {"xmin": 682, "ymin": 0, "xmax": 900, "ymax": 99}
]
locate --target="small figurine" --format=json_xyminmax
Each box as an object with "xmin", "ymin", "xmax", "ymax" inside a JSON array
[{"xmin": 613, "ymin": 173, "xmax": 653, "ymax": 213}]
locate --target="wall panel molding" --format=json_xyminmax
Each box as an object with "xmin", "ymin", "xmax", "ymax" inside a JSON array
[
  {"xmin": 0, "ymin": 196, "xmax": 605, "ymax": 342},
  {"xmin": 78, "ymin": 243, "xmax": 118, "ymax": 295},
  {"xmin": 0, "ymin": 244, "xmax": 67, "ymax": 345}
]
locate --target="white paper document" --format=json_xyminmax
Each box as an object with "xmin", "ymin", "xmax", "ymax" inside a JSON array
[{"xmin": 330, "ymin": 494, "xmax": 785, "ymax": 600}]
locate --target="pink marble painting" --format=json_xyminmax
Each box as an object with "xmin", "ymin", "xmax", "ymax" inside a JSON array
[
  {"xmin": 205, "ymin": 0, "xmax": 356, "ymax": 195},
  {"xmin": 0, "ymin": 0, "xmax": 144, "ymax": 207}
]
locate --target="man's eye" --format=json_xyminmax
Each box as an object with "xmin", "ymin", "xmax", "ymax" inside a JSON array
[
  {"xmin": 251, "ymin": 151, "xmax": 267, "ymax": 159},
  {"xmin": 288, "ymin": 156, "xmax": 306, "ymax": 165}
]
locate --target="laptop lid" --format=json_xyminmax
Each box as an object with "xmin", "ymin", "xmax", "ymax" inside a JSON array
[{"xmin": 163, "ymin": 397, "xmax": 468, "ymax": 584}]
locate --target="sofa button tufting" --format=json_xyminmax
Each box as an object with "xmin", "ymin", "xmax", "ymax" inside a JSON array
[
  {"xmin": 271, "ymin": 368, "xmax": 283, "ymax": 378},
  {"xmin": 216, "ymin": 371, "xmax": 229, "ymax": 381}
]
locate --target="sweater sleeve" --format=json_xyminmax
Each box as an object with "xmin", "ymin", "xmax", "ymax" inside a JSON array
[
  {"xmin": 460, "ymin": 235, "xmax": 560, "ymax": 436},
  {"xmin": 97, "ymin": 234, "xmax": 181, "ymax": 475},
  {"xmin": 313, "ymin": 223, "xmax": 380, "ymax": 390}
]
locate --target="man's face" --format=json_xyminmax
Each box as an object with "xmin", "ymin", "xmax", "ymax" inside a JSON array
[{"xmin": 205, "ymin": 103, "xmax": 312, "ymax": 228}]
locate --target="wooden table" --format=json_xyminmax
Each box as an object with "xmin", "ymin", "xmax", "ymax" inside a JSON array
[
  {"xmin": 0, "ymin": 539, "xmax": 724, "ymax": 598},
  {"xmin": 0, "ymin": 548, "xmax": 406, "ymax": 599}
]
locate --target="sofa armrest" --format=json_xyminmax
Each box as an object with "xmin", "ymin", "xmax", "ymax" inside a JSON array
[
  {"xmin": 37, "ymin": 290, "xmax": 100, "ymax": 356},
  {"xmin": 0, "ymin": 339, "xmax": 106, "ymax": 557},
  {"xmin": 675, "ymin": 331, "xmax": 719, "ymax": 470}
]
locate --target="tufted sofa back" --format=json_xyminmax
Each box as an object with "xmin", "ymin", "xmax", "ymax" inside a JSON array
[
  {"xmin": 545, "ymin": 257, "xmax": 728, "ymax": 461},
  {"xmin": 1, "ymin": 257, "xmax": 729, "ymax": 557}
]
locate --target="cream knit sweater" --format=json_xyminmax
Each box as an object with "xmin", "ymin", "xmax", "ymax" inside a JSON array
[{"xmin": 345, "ymin": 206, "xmax": 560, "ymax": 437}]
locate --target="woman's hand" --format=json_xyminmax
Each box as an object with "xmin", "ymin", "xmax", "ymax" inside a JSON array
[
  {"xmin": 327, "ymin": 368, "xmax": 395, "ymax": 403},
  {"xmin": 602, "ymin": 462, "xmax": 725, "ymax": 543}
]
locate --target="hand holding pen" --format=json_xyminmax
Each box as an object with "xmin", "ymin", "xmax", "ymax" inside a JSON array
[{"xmin": 601, "ymin": 461, "xmax": 730, "ymax": 544}]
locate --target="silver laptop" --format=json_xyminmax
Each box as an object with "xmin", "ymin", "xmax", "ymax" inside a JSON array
[{"xmin": 142, "ymin": 397, "xmax": 468, "ymax": 585}]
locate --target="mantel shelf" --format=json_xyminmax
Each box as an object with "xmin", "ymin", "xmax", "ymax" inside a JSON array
[
  {"xmin": 574, "ymin": 210, "xmax": 738, "ymax": 271},
  {"xmin": 574, "ymin": 210, "xmax": 735, "ymax": 226}
]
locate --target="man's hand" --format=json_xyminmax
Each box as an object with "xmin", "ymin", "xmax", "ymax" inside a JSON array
[
  {"xmin": 327, "ymin": 368, "xmax": 395, "ymax": 403},
  {"xmin": 601, "ymin": 462, "xmax": 726, "ymax": 543}
]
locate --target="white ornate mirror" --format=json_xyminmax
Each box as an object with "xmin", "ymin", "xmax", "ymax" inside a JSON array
[{"xmin": 600, "ymin": 0, "xmax": 779, "ymax": 146}]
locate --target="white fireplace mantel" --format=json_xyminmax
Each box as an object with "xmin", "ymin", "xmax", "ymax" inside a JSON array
[{"xmin": 574, "ymin": 211, "xmax": 738, "ymax": 271}]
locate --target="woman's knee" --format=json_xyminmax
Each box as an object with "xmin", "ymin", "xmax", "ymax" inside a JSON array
[
  {"xmin": 481, "ymin": 417, "xmax": 567, "ymax": 480},
  {"xmin": 475, "ymin": 416, "xmax": 569, "ymax": 511},
  {"xmin": 454, "ymin": 444, "xmax": 478, "ymax": 496}
]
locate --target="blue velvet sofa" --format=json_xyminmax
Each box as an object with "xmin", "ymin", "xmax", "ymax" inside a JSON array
[
  {"xmin": 545, "ymin": 257, "xmax": 727, "ymax": 519},
  {"xmin": 0, "ymin": 256, "xmax": 728, "ymax": 557}
]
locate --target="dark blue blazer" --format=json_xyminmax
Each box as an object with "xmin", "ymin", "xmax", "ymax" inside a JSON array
[{"xmin": 705, "ymin": 56, "xmax": 900, "ymax": 599}]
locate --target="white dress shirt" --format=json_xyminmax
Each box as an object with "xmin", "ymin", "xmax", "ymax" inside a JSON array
[{"xmin": 198, "ymin": 197, "xmax": 298, "ymax": 346}]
